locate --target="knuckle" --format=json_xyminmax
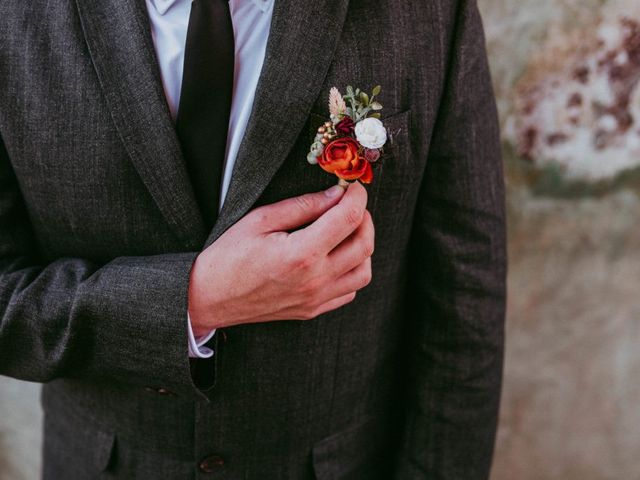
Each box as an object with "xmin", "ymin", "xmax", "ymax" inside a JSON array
[
  {"xmin": 309, "ymin": 300, "xmax": 328, "ymax": 319},
  {"xmin": 345, "ymin": 292, "xmax": 357, "ymax": 304},
  {"xmin": 364, "ymin": 210, "xmax": 374, "ymax": 230},
  {"xmin": 246, "ymin": 207, "xmax": 268, "ymax": 228},
  {"xmin": 288, "ymin": 248, "xmax": 314, "ymax": 271},
  {"xmin": 356, "ymin": 182, "xmax": 368, "ymax": 201},
  {"xmin": 294, "ymin": 194, "xmax": 315, "ymax": 213},
  {"xmin": 305, "ymin": 303, "xmax": 323, "ymax": 320},
  {"xmin": 345, "ymin": 206, "xmax": 364, "ymax": 227},
  {"xmin": 360, "ymin": 268, "xmax": 372, "ymax": 288},
  {"xmin": 297, "ymin": 255, "xmax": 314, "ymax": 271},
  {"xmin": 313, "ymin": 299, "xmax": 333, "ymax": 318},
  {"xmin": 300, "ymin": 278, "xmax": 321, "ymax": 298},
  {"xmin": 286, "ymin": 251, "xmax": 302, "ymax": 268},
  {"xmin": 299, "ymin": 310, "xmax": 315, "ymax": 321},
  {"xmin": 363, "ymin": 239, "xmax": 375, "ymax": 258},
  {"xmin": 256, "ymin": 213, "xmax": 271, "ymax": 230}
]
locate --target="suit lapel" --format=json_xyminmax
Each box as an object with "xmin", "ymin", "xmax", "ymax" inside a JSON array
[
  {"xmin": 205, "ymin": 0, "xmax": 351, "ymax": 246},
  {"xmin": 75, "ymin": 0, "xmax": 207, "ymax": 249}
]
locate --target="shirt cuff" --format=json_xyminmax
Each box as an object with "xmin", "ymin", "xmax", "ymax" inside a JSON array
[{"xmin": 187, "ymin": 313, "xmax": 216, "ymax": 358}]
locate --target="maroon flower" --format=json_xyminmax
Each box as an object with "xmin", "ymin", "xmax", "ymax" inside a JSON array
[
  {"xmin": 335, "ymin": 117, "xmax": 355, "ymax": 136},
  {"xmin": 364, "ymin": 148, "xmax": 381, "ymax": 163}
]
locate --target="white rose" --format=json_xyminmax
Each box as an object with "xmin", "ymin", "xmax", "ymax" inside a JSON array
[{"xmin": 355, "ymin": 117, "xmax": 388, "ymax": 150}]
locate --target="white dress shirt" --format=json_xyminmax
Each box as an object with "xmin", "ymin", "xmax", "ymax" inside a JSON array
[{"xmin": 145, "ymin": 0, "xmax": 274, "ymax": 357}]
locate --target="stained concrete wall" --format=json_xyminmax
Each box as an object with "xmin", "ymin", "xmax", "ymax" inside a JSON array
[
  {"xmin": 484, "ymin": 0, "xmax": 640, "ymax": 478},
  {"xmin": 2, "ymin": 1, "xmax": 640, "ymax": 479},
  {"xmin": 0, "ymin": 380, "xmax": 41, "ymax": 480}
]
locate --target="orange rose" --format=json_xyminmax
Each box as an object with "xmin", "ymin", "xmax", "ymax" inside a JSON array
[{"xmin": 318, "ymin": 137, "xmax": 373, "ymax": 184}]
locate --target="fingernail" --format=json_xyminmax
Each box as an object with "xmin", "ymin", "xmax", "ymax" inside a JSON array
[{"xmin": 325, "ymin": 185, "xmax": 345, "ymax": 198}]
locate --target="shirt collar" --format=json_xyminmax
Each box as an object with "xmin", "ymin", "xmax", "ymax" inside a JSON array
[{"xmin": 150, "ymin": 0, "xmax": 272, "ymax": 16}]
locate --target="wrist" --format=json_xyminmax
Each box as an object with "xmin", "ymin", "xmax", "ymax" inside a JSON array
[
  {"xmin": 188, "ymin": 312, "xmax": 211, "ymax": 338},
  {"xmin": 188, "ymin": 253, "xmax": 210, "ymax": 336},
  {"xmin": 188, "ymin": 251, "xmax": 230, "ymax": 333},
  {"xmin": 190, "ymin": 315, "xmax": 218, "ymax": 339}
]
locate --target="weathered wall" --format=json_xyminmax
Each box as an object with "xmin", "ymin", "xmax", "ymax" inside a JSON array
[
  {"xmin": 482, "ymin": 0, "xmax": 640, "ymax": 478},
  {"xmin": 1, "ymin": 1, "xmax": 640, "ymax": 479},
  {"xmin": 0, "ymin": 380, "xmax": 41, "ymax": 480}
]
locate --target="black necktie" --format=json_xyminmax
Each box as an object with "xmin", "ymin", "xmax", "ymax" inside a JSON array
[{"xmin": 176, "ymin": 0, "xmax": 235, "ymax": 229}]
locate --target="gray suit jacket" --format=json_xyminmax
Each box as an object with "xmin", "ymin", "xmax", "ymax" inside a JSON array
[{"xmin": 0, "ymin": 0, "xmax": 506, "ymax": 478}]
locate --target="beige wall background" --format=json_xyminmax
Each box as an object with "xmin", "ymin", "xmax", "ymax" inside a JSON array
[
  {"xmin": 2, "ymin": 1, "xmax": 640, "ymax": 478},
  {"xmin": 485, "ymin": 0, "xmax": 640, "ymax": 478}
]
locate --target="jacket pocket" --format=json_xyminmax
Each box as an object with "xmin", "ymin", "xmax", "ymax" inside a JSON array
[
  {"xmin": 43, "ymin": 411, "xmax": 116, "ymax": 478},
  {"xmin": 93, "ymin": 428, "xmax": 116, "ymax": 473},
  {"xmin": 308, "ymin": 109, "xmax": 412, "ymax": 159},
  {"xmin": 366, "ymin": 109, "xmax": 413, "ymax": 216},
  {"xmin": 311, "ymin": 416, "xmax": 389, "ymax": 480},
  {"xmin": 380, "ymin": 109, "xmax": 412, "ymax": 163}
]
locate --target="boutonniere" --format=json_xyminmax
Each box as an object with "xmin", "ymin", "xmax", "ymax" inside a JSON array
[{"xmin": 307, "ymin": 85, "xmax": 388, "ymax": 186}]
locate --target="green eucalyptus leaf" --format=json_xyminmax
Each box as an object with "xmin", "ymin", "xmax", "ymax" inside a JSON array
[
  {"xmin": 370, "ymin": 112, "xmax": 382, "ymax": 119},
  {"xmin": 370, "ymin": 101, "xmax": 383, "ymax": 111},
  {"xmin": 372, "ymin": 85, "xmax": 382, "ymax": 96},
  {"xmin": 360, "ymin": 92, "xmax": 370, "ymax": 106}
]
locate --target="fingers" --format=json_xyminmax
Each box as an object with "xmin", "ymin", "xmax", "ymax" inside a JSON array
[
  {"xmin": 312, "ymin": 292, "xmax": 357, "ymax": 318},
  {"xmin": 267, "ymin": 254, "xmax": 371, "ymax": 321},
  {"xmin": 317, "ymin": 257, "xmax": 372, "ymax": 303},
  {"xmin": 250, "ymin": 185, "xmax": 345, "ymax": 233},
  {"xmin": 308, "ymin": 257, "xmax": 372, "ymax": 317},
  {"xmin": 294, "ymin": 181, "xmax": 368, "ymax": 253},
  {"xmin": 327, "ymin": 209, "xmax": 375, "ymax": 277}
]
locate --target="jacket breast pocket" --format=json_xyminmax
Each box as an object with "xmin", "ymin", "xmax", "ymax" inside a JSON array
[
  {"xmin": 307, "ymin": 109, "xmax": 413, "ymax": 216},
  {"xmin": 311, "ymin": 416, "xmax": 392, "ymax": 480},
  {"xmin": 366, "ymin": 109, "xmax": 413, "ymax": 215},
  {"xmin": 382, "ymin": 109, "xmax": 412, "ymax": 159},
  {"xmin": 308, "ymin": 109, "xmax": 412, "ymax": 162}
]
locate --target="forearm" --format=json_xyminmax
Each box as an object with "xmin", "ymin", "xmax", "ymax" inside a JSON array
[{"xmin": 0, "ymin": 252, "xmax": 201, "ymax": 394}]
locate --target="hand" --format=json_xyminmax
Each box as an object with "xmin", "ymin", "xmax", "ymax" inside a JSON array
[{"xmin": 188, "ymin": 182, "xmax": 374, "ymax": 335}]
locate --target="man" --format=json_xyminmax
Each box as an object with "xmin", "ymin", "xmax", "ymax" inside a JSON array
[{"xmin": 0, "ymin": 0, "xmax": 506, "ymax": 478}]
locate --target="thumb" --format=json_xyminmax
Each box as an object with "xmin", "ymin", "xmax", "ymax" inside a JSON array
[{"xmin": 253, "ymin": 185, "xmax": 346, "ymax": 232}]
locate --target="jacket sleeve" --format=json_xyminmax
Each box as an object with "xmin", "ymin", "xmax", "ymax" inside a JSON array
[
  {"xmin": 395, "ymin": 1, "xmax": 507, "ymax": 478},
  {"xmin": 0, "ymin": 133, "xmax": 203, "ymax": 396}
]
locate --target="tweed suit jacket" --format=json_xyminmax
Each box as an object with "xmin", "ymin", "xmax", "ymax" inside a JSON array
[{"xmin": 0, "ymin": 0, "xmax": 507, "ymax": 478}]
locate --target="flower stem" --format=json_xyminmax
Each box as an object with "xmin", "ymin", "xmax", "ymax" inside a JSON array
[{"xmin": 338, "ymin": 178, "xmax": 350, "ymax": 188}]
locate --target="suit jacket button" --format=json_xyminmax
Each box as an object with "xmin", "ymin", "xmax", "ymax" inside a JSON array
[
  {"xmin": 144, "ymin": 386, "xmax": 176, "ymax": 396},
  {"xmin": 199, "ymin": 455, "xmax": 225, "ymax": 473},
  {"xmin": 156, "ymin": 387, "xmax": 175, "ymax": 396}
]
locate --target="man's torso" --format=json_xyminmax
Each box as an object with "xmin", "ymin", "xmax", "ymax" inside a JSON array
[{"xmin": 0, "ymin": 0, "xmax": 455, "ymax": 477}]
